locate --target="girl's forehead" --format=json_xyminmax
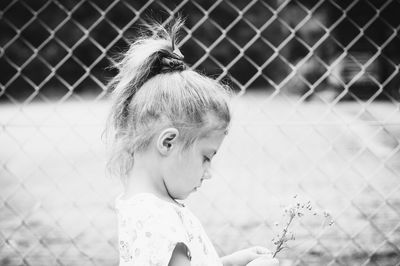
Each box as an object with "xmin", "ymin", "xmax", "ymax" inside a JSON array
[{"xmin": 196, "ymin": 129, "xmax": 226, "ymax": 149}]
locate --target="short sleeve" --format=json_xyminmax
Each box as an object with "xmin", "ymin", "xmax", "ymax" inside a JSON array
[{"xmin": 117, "ymin": 198, "xmax": 190, "ymax": 266}]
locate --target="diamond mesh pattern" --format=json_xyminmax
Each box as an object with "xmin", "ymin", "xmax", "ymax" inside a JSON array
[{"xmin": 1, "ymin": 0, "xmax": 400, "ymax": 265}]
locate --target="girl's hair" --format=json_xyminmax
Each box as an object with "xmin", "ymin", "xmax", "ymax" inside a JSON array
[{"xmin": 106, "ymin": 17, "xmax": 232, "ymax": 182}]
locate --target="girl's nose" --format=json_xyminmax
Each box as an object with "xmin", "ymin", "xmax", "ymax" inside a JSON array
[{"xmin": 203, "ymin": 169, "xmax": 212, "ymax": 180}]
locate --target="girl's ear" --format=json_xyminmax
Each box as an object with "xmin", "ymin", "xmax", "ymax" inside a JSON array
[{"xmin": 157, "ymin": 128, "xmax": 179, "ymax": 155}]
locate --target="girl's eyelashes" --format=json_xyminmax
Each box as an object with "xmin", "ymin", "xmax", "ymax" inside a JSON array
[{"xmin": 203, "ymin": 156, "xmax": 210, "ymax": 163}]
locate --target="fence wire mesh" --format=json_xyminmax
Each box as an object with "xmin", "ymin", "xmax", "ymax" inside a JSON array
[{"xmin": 1, "ymin": 0, "xmax": 400, "ymax": 265}]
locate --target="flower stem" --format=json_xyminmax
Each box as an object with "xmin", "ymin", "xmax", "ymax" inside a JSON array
[{"xmin": 272, "ymin": 213, "xmax": 295, "ymax": 258}]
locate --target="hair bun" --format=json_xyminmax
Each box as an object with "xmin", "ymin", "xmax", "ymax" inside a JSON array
[
  {"xmin": 158, "ymin": 48, "xmax": 187, "ymax": 72},
  {"xmin": 171, "ymin": 47, "xmax": 184, "ymax": 60}
]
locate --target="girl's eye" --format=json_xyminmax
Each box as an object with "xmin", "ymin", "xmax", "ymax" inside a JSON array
[{"xmin": 203, "ymin": 156, "xmax": 210, "ymax": 163}]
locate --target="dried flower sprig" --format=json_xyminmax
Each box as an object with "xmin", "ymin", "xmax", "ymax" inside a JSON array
[
  {"xmin": 271, "ymin": 195, "xmax": 334, "ymax": 258},
  {"xmin": 271, "ymin": 207, "xmax": 296, "ymax": 257}
]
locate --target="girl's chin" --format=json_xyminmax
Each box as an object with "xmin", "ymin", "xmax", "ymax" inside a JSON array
[
  {"xmin": 174, "ymin": 188, "xmax": 198, "ymax": 200},
  {"xmin": 173, "ymin": 193, "xmax": 189, "ymax": 201}
]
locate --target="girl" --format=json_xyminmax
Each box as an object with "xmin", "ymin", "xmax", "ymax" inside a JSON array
[{"xmin": 106, "ymin": 18, "xmax": 279, "ymax": 266}]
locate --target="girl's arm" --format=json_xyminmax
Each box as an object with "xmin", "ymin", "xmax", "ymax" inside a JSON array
[
  {"xmin": 220, "ymin": 246, "xmax": 279, "ymax": 266},
  {"xmin": 221, "ymin": 255, "xmax": 234, "ymax": 266},
  {"xmin": 168, "ymin": 243, "xmax": 191, "ymax": 266}
]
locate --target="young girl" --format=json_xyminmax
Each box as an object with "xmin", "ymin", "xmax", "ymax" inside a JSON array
[{"xmin": 106, "ymin": 18, "xmax": 279, "ymax": 266}]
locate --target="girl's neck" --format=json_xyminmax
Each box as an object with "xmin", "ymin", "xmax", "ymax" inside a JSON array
[
  {"xmin": 124, "ymin": 166, "xmax": 158, "ymax": 195},
  {"xmin": 123, "ymin": 155, "xmax": 180, "ymax": 206}
]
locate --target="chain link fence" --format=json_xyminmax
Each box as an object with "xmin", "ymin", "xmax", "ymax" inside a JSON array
[{"xmin": 1, "ymin": 0, "xmax": 400, "ymax": 265}]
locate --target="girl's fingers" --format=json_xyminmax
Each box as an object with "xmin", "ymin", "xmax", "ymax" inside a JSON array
[
  {"xmin": 248, "ymin": 256, "xmax": 279, "ymax": 266},
  {"xmin": 259, "ymin": 257, "xmax": 279, "ymax": 265},
  {"xmin": 253, "ymin": 246, "xmax": 272, "ymax": 256}
]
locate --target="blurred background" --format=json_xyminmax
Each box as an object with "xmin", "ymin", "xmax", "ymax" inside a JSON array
[{"xmin": 1, "ymin": 0, "xmax": 400, "ymax": 265}]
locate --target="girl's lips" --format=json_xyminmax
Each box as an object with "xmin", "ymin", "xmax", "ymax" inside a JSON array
[
  {"xmin": 193, "ymin": 179, "xmax": 204, "ymax": 191},
  {"xmin": 194, "ymin": 184, "xmax": 202, "ymax": 191}
]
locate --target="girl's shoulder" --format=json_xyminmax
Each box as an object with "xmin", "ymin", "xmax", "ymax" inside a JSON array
[
  {"xmin": 115, "ymin": 193, "xmax": 194, "ymax": 265},
  {"xmin": 115, "ymin": 193, "xmax": 186, "ymax": 224}
]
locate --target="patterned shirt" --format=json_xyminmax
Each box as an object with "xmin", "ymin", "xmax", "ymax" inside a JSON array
[{"xmin": 115, "ymin": 193, "xmax": 222, "ymax": 266}]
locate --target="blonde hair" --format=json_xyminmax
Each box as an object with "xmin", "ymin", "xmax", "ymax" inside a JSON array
[{"xmin": 106, "ymin": 18, "xmax": 231, "ymax": 181}]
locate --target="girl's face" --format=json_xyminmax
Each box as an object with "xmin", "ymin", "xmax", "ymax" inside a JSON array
[{"xmin": 163, "ymin": 129, "xmax": 226, "ymax": 200}]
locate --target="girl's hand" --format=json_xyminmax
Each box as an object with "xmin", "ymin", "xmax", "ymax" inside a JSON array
[
  {"xmin": 246, "ymin": 256, "xmax": 279, "ymax": 266},
  {"xmin": 221, "ymin": 246, "xmax": 278, "ymax": 266}
]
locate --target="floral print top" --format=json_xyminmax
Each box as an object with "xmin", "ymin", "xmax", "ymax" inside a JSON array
[{"xmin": 115, "ymin": 193, "xmax": 222, "ymax": 266}]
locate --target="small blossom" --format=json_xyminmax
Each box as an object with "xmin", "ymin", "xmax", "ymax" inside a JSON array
[{"xmin": 271, "ymin": 197, "xmax": 334, "ymax": 258}]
